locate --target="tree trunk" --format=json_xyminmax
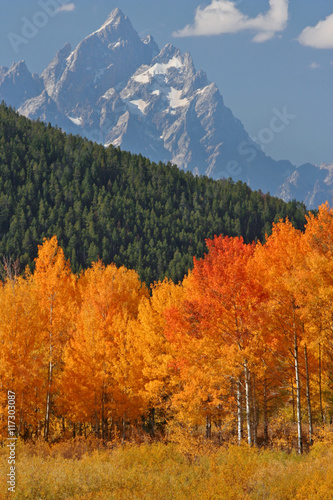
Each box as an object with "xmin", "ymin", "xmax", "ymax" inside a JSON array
[
  {"xmin": 44, "ymin": 337, "xmax": 53, "ymax": 440},
  {"xmin": 263, "ymin": 378, "xmax": 269, "ymax": 445},
  {"xmin": 94, "ymin": 390, "xmax": 99, "ymax": 438},
  {"xmin": 291, "ymin": 375, "xmax": 296, "ymax": 423},
  {"xmin": 319, "ymin": 343, "xmax": 324, "ymax": 424},
  {"xmin": 236, "ymin": 378, "xmax": 243, "ymax": 445},
  {"xmin": 252, "ymin": 372, "xmax": 258, "ymax": 447},
  {"xmin": 149, "ymin": 408, "xmax": 155, "ymax": 437},
  {"xmin": 122, "ymin": 414, "xmax": 126, "ymax": 444},
  {"xmin": 101, "ymin": 388, "xmax": 107, "ymax": 441},
  {"xmin": 294, "ymin": 334, "xmax": 303, "ymax": 454},
  {"xmin": 244, "ymin": 360, "xmax": 252, "ymax": 446},
  {"xmin": 44, "ymin": 300, "xmax": 54, "ymax": 441},
  {"xmin": 206, "ymin": 415, "xmax": 212, "ymax": 439},
  {"xmin": 304, "ymin": 344, "xmax": 313, "ymax": 446}
]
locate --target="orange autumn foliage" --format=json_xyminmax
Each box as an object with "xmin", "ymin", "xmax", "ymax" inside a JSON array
[
  {"xmin": 59, "ymin": 261, "xmax": 148, "ymax": 437},
  {"xmin": 1, "ymin": 206, "xmax": 333, "ymax": 450}
]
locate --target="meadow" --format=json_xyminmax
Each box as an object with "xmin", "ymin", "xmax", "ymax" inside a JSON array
[{"xmin": 1, "ymin": 434, "xmax": 333, "ymax": 499}]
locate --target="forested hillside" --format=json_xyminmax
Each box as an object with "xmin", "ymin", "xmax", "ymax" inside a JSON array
[{"xmin": 0, "ymin": 103, "xmax": 308, "ymax": 283}]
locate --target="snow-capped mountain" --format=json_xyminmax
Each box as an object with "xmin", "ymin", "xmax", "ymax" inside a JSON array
[{"xmin": 0, "ymin": 8, "xmax": 329, "ymax": 207}]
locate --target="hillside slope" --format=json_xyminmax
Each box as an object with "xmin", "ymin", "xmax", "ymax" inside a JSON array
[{"xmin": 0, "ymin": 103, "xmax": 308, "ymax": 283}]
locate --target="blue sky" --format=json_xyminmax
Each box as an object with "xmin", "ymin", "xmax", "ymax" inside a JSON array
[{"xmin": 1, "ymin": 0, "xmax": 332, "ymax": 168}]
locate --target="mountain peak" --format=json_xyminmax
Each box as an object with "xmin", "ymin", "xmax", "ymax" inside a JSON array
[
  {"xmin": 95, "ymin": 8, "xmax": 130, "ymax": 34},
  {"xmin": 105, "ymin": 7, "xmax": 124, "ymax": 23},
  {"xmin": 9, "ymin": 60, "xmax": 29, "ymax": 74},
  {"xmin": 155, "ymin": 44, "xmax": 181, "ymax": 63}
]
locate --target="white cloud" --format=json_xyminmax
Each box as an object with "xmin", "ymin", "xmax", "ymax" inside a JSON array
[
  {"xmin": 309, "ymin": 62, "xmax": 321, "ymax": 70},
  {"xmin": 173, "ymin": 0, "xmax": 289, "ymax": 42},
  {"xmin": 56, "ymin": 2, "xmax": 76, "ymax": 13},
  {"xmin": 298, "ymin": 14, "xmax": 333, "ymax": 49}
]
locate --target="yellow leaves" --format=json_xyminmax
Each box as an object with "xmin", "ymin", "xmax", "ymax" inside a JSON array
[
  {"xmin": 59, "ymin": 260, "xmax": 147, "ymax": 424},
  {"xmin": 3, "ymin": 208, "xmax": 333, "ymax": 448},
  {"xmin": 35, "ymin": 235, "xmax": 70, "ymax": 276},
  {"xmin": 130, "ymin": 279, "xmax": 186, "ymax": 407},
  {"xmin": 0, "ymin": 237, "xmax": 150, "ymax": 436},
  {"xmin": 33, "ymin": 235, "xmax": 77, "ymax": 334}
]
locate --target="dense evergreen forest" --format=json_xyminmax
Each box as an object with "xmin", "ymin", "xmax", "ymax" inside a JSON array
[{"xmin": 0, "ymin": 102, "xmax": 308, "ymax": 283}]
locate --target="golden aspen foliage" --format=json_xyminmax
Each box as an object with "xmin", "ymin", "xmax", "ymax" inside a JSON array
[
  {"xmin": 0, "ymin": 274, "xmax": 44, "ymax": 439},
  {"xmin": 59, "ymin": 261, "xmax": 148, "ymax": 437},
  {"xmin": 1, "ymin": 212, "xmax": 333, "ymax": 453},
  {"xmin": 129, "ymin": 279, "xmax": 186, "ymax": 421},
  {"xmin": 253, "ymin": 220, "xmax": 310, "ymax": 452},
  {"xmin": 32, "ymin": 236, "xmax": 77, "ymax": 439},
  {"xmin": 299, "ymin": 203, "xmax": 333, "ymax": 423}
]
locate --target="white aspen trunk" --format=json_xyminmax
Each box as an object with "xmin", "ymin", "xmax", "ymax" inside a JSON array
[
  {"xmin": 237, "ymin": 378, "xmax": 243, "ymax": 445},
  {"xmin": 252, "ymin": 372, "xmax": 258, "ymax": 447},
  {"xmin": 291, "ymin": 375, "xmax": 296, "ymax": 423},
  {"xmin": 263, "ymin": 378, "xmax": 269, "ymax": 444},
  {"xmin": 44, "ymin": 337, "xmax": 53, "ymax": 440},
  {"xmin": 319, "ymin": 343, "xmax": 324, "ymax": 424},
  {"xmin": 44, "ymin": 301, "xmax": 54, "ymax": 440},
  {"xmin": 244, "ymin": 360, "xmax": 252, "ymax": 446},
  {"xmin": 294, "ymin": 334, "xmax": 303, "ymax": 454},
  {"xmin": 304, "ymin": 344, "xmax": 313, "ymax": 446}
]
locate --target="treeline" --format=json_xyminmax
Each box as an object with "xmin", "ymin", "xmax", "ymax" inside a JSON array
[
  {"xmin": 1, "ymin": 204, "xmax": 333, "ymax": 453},
  {"xmin": 0, "ymin": 102, "xmax": 308, "ymax": 284}
]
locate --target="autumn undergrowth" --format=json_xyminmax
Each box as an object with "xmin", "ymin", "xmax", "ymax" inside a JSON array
[{"xmin": 1, "ymin": 435, "xmax": 333, "ymax": 500}]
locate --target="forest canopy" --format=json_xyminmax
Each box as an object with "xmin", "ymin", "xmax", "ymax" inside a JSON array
[{"xmin": 0, "ymin": 102, "xmax": 308, "ymax": 284}]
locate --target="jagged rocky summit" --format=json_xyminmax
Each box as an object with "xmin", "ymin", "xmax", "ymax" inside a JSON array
[{"xmin": 0, "ymin": 8, "xmax": 330, "ymax": 208}]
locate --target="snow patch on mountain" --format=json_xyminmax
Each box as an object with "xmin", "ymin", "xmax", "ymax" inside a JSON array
[
  {"xmin": 167, "ymin": 88, "xmax": 189, "ymax": 109},
  {"xmin": 68, "ymin": 116, "xmax": 83, "ymax": 126},
  {"xmin": 133, "ymin": 56, "xmax": 183, "ymax": 84}
]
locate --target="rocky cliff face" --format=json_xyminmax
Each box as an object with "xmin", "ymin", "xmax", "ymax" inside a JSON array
[
  {"xmin": 0, "ymin": 60, "xmax": 43, "ymax": 109},
  {"xmin": 0, "ymin": 8, "xmax": 329, "ymax": 208},
  {"xmin": 276, "ymin": 163, "xmax": 333, "ymax": 209}
]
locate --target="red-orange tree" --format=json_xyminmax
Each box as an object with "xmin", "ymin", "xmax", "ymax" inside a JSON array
[{"xmin": 165, "ymin": 236, "xmax": 266, "ymax": 444}]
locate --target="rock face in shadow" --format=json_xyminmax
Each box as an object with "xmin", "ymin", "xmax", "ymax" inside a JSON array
[
  {"xmin": 0, "ymin": 60, "xmax": 43, "ymax": 109},
  {"xmin": 276, "ymin": 163, "xmax": 333, "ymax": 209}
]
